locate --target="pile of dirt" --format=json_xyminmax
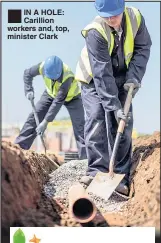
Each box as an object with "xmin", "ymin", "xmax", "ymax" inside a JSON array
[
  {"xmin": 104, "ymin": 131, "xmax": 160, "ymax": 230},
  {"xmin": 1, "ymin": 141, "xmax": 61, "ymax": 242}
]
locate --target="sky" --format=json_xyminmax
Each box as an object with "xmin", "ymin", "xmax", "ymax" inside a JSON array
[{"xmin": 2, "ymin": 1, "xmax": 160, "ymax": 134}]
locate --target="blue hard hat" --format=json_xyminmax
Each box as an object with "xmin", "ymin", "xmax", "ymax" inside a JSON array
[
  {"xmin": 94, "ymin": 0, "xmax": 125, "ymax": 18},
  {"xmin": 43, "ymin": 55, "xmax": 63, "ymax": 80}
]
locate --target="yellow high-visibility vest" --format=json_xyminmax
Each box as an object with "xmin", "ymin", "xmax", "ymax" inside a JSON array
[
  {"xmin": 39, "ymin": 62, "xmax": 80, "ymax": 101},
  {"xmin": 75, "ymin": 7, "xmax": 141, "ymax": 83}
]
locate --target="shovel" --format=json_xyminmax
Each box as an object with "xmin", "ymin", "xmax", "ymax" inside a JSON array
[
  {"xmin": 30, "ymin": 99, "xmax": 60, "ymax": 169},
  {"xmin": 86, "ymin": 83, "xmax": 135, "ymax": 200}
]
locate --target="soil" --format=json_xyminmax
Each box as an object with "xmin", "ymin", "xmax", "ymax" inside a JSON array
[
  {"xmin": 1, "ymin": 141, "xmax": 60, "ymax": 242},
  {"xmin": 1, "ymin": 132, "xmax": 160, "ymax": 242},
  {"xmin": 104, "ymin": 131, "xmax": 160, "ymax": 229}
]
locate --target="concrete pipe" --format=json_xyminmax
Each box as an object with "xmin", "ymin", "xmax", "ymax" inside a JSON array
[{"xmin": 68, "ymin": 183, "xmax": 97, "ymax": 223}]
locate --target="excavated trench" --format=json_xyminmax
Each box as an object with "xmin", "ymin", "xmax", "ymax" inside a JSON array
[{"xmin": 1, "ymin": 132, "xmax": 160, "ymax": 241}]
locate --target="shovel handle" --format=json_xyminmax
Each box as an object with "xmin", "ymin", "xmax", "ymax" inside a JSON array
[
  {"xmin": 30, "ymin": 99, "xmax": 40, "ymax": 127},
  {"xmin": 38, "ymin": 134, "xmax": 47, "ymax": 154},
  {"xmin": 109, "ymin": 83, "xmax": 135, "ymax": 176},
  {"xmin": 30, "ymin": 99, "xmax": 47, "ymax": 154},
  {"xmin": 30, "ymin": 100, "xmax": 61, "ymax": 168},
  {"xmin": 118, "ymin": 83, "xmax": 134, "ymax": 134}
]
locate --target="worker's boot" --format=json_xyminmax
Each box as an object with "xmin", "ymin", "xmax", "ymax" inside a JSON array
[
  {"xmin": 115, "ymin": 178, "xmax": 129, "ymax": 196},
  {"xmin": 80, "ymin": 175, "xmax": 93, "ymax": 186}
]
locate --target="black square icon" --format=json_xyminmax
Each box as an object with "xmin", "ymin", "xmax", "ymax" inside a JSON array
[{"xmin": 8, "ymin": 9, "xmax": 22, "ymax": 23}]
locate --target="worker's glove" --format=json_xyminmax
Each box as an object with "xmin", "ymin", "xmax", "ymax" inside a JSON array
[
  {"xmin": 125, "ymin": 112, "xmax": 132, "ymax": 127},
  {"xmin": 124, "ymin": 78, "xmax": 141, "ymax": 98},
  {"xmin": 26, "ymin": 91, "xmax": 34, "ymax": 101},
  {"xmin": 114, "ymin": 109, "xmax": 126, "ymax": 123},
  {"xmin": 36, "ymin": 119, "xmax": 48, "ymax": 135}
]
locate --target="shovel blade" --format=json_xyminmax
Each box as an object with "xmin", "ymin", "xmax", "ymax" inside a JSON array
[{"xmin": 86, "ymin": 172, "xmax": 125, "ymax": 201}]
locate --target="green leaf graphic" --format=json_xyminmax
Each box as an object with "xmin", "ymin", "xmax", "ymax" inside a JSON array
[{"xmin": 13, "ymin": 228, "xmax": 26, "ymax": 243}]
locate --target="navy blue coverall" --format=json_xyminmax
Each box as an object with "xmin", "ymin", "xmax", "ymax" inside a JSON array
[
  {"xmin": 81, "ymin": 13, "xmax": 152, "ymax": 182},
  {"xmin": 15, "ymin": 64, "xmax": 87, "ymax": 160}
]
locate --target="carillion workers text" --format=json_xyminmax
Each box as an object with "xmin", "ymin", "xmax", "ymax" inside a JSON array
[{"xmin": 7, "ymin": 9, "xmax": 70, "ymax": 40}]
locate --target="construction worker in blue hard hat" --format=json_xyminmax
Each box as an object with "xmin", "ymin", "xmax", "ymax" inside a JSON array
[
  {"xmin": 75, "ymin": 0, "xmax": 152, "ymax": 195},
  {"xmin": 15, "ymin": 55, "xmax": 87, "ymax": 160}
]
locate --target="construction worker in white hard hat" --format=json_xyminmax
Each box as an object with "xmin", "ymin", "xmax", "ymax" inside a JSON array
[
  {"xmin": 15, "ymin": 55, "xmax": 87, "ymax": 160},
  {"xmin": 75, "ymin": 0, "xmax": 152, "ymax": 195}
]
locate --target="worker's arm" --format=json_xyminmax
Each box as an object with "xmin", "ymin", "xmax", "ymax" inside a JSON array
[
  {"xmin": 85, "ymin": 29, "xmax": 122, "ymax": 111},
  {"xmin": 36, "ymin": 78, "xmax": 73, "ymax": 135},
  {"xmin": 23, "ymin": 63, "xmax": 41, "ymax": 96},
  {"xmin": 125, "ymin": 14, "xmax": 152, "ymax": 83},
  {"xmin": 44, "ymin": 77, "xmax": 73, "ymax": 122}
]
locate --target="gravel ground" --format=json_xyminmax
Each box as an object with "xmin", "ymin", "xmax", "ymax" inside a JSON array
[{"xmin": 44, "ymin": 159, "xmax": 128, "ymax": 213}]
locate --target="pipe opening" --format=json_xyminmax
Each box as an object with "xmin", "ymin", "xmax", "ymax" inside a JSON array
[{"xmin": 73, "ymin": 198, "xmax": 94, "ymax": 220}]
